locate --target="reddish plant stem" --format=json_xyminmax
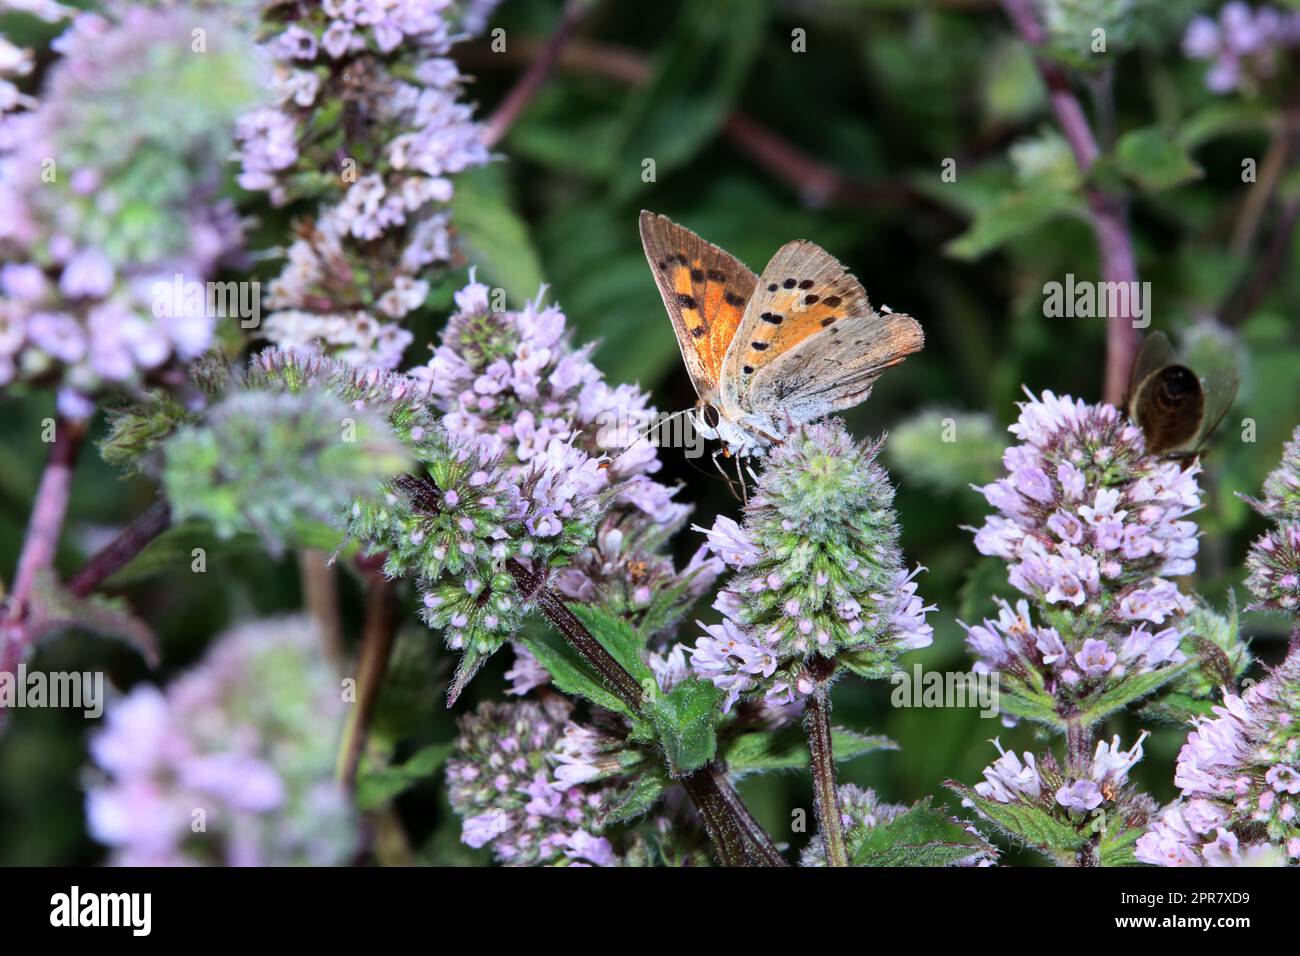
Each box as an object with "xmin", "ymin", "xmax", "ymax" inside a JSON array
[
  {"xmin": 460, "ymin": 38, "xmax": 922, "ymax": 210},
  {"xmin": 299, "ymin": 547, "xmax": 344, "ymax": 672},
  {"xmin": 482, "ymin": 0, "xmax": 589, "ymax": 148},
  {"xmin": 67, "ymin": 499, "xmax": 172, "ymax": 599},
  {"xmin": 805, "ymin": 658, "xmax": 847, "ymax": 867},
  {"xmin": 1, "ymin": 416, "xmax": 89, "ymax": 680},
  {"xmin": 999, "ymin": 0, "xmax": 1140, "ymax": 406},
  {"xmin": 336, "ymin": 575, "xmax": 398, "ymax": 787},
  {"xmin": 506, "ymin": 558, "xmax": 787, "ymax": 866}
]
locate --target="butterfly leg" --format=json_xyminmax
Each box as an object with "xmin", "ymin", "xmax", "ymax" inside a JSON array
[
  {"xmin": 711, "ymin": 446, "xmax": 743, "ymax": 503},
  {"xmin": 734, "ymin": 450, "xmax": 750, "ymax": 507}
]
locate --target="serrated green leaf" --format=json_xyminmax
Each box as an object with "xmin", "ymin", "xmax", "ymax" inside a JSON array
[
  {"xmin": 1115, "ymin": 127, "xmax": 1203, "ymax": 192},
  {"xmin": 945, "ymin": 187, "xmax": 1083, "ymax": 260},
  {"xmin": 603, "ymin": 772, "xmax": 667, "ymax": 825},
  {"xmin": 1138, "ymin": 691, "xmax": 1220, "ymax": 725},
  {"xmin": 724, "ymin": 726, "xmax": 896, "ymax": 775},
  {"xmin": 567, "ymin": 603, "xmax": 654, "ymax": 685},
  {"xmin": 838, "ymin": 646, "xmax": 904, "ymax": 681},
  {"xmin": 1099, "ymin": 819, "xmax": 1145, "ymax": 867},
  {"xmin": 450, "ymin": 164, "xmax": 544, "ymax": 305},
  {"xmin": 997, "ymin": 684, "xmax": 1067, "ymax": 730},
  {"xmin": 851, "ymin": 798, "xmax": 994, "ymax": 867},
  {"xmin": 355, "ymin": 742, "xmax": 454, "ymax": 812},
  {"xmin": 1078, "ymin": 661, "xmax": 1192, "ymax": 726},
  {"xmin": 649, "ymin": 676, "xmax": 722, "ymax": 776},
  {"xmin": 947, "ymin": 782, "xmax": 1085, "ymax": 855},
  {"xmin": 519, "ymin": 630, "xmax": 639, "ymax": 722}
]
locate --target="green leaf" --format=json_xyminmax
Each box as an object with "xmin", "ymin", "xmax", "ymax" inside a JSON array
[
  {"xmin": 850, "ymin": 798, "xmax": 995, "ymax": 867},
  {"xmin": 947, "ymin": 782, "xmax": 1085, "ymax": 855},
  {"xmin": 1178, "ymin": 101, "xmax": 1275, "ymax": 150},
  {"xmin": 607, "ymin": 0, "xmax": 766, "ymax": 198},
  {"xmin": 1138, "ymin": 691, "xmax": 1220, "ymax": 726},
  {"xmin": 567, "ymin": 604, "xmax": 654, "ymax": 686},
  {"xmin": 1077, "ymin": 661, "xmax": 1193, "ymax": 727},
  {"xmin": 450, "ymin": 164, "xmax": 545, "ymax": 305},
  {"xmin": 724, "ymin": 726, "xmax": 896, "ymax": 775},
  {"xmin": 1098, "ymin": 819, "xmax": 1146, "ymax": 867},
  {"xmin": 1115, "ymin": 127, "xmax": 1203, "ymax": 192},
  {"xmin": 649, "ymin": 676, "xmax": 723, "ymax": 776},
  {"xmin": 997, "ymin": 685, "xmax": 1067, "ymax": 731},
  {"xmin": 945, "ymin": 188, "xmax": 1083, "ymax": 260},
  {"xmin": 33, "ymin": 574, "xmax": 158, "ymax": 666},
  {"xmin": 519, "ymin": 630, "xmax": 639, "ymax": 721},
  {"xmin": 602, "ymin": 772, "xmax": 667, "ymax": 826},
  {"xmin": 355, "ymin": 742, "xmax": 454, "ymax": 812}
]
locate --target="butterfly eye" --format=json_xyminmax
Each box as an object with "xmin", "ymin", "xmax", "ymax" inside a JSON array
[{"xmin": 700, "ymin": 403, "xmax": 721, "ymax": 430}]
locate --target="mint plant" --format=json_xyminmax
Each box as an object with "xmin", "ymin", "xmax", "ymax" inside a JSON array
[{"xmin": 1, "ymin": 0, "xmax": 1299, "ymax": 870}]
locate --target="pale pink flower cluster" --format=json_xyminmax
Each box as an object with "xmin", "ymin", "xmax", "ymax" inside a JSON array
[
  {"xmin": 968, "ymin": 391, "xmax": 1200, "ymax": 703},
  {"xmin": 1137, "ymin": 656, "xmax": 1300, "ymax": 867}
]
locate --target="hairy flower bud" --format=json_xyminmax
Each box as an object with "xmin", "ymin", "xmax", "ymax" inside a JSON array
[{"xmin": 689, "ymin": 420, "xmax": 933, "ymax": 711}]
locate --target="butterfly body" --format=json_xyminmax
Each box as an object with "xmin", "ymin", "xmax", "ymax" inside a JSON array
[
  {"xmin": 639, "ymin": 211, "xmax": 923, "ymax": 458},
  {"xmin": 1126, "ymin": 331, "xmax": 1238, "ymax": 459}
]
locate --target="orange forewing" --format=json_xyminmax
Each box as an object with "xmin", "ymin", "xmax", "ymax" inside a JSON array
[{"xmin": 639, "ymin": 212, "xmax": 757, "ymax": 400}]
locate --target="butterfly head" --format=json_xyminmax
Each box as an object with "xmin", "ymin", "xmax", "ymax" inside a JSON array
[
  {"xmin": 689, "ymin": 400, "xmax": 775, "ymax": 458},
  {"xmin": 692, "ymin": 400, "xmax": 722, "ymax": 440}
]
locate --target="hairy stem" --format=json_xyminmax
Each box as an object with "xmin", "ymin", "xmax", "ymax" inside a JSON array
[
  {"xmin": 336, "ymin": 575, "xmax": 398, "ymax": 787},
  {"xmin": 681, "ymin": 765, "xmax": 789, "ymax": 867},
  {"xmin": 1, "ymin": 416, "xmax": 89, "ymax": 681},
  {"xmin": 507, "ymin": 558, "xmax": 645, "ymax": 708},
  {"xmin": 67, "ymin": 499, "xmax": 172, "ymax": 598},
  {"xmin": 1066, "ymin": 717, "xmax": 1093, "ymax": 770},
  {"xmin": 805, "ymin": 658, "xmax": 847, "ymax": 866},
  {"xmin": 807, "ymin": 691, "xmax": 847, "ymax": 866},
  {"xmin": 999, "ymin": 0, "xmax": 1140, "ymax": 406},
  {"xmin": 506, "ymin": 558, "xmax": 787, "ymax": 866}
]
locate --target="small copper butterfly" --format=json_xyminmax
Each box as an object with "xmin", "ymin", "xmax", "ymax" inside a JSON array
[{"xmin": 639, "ymin": 211, "xmax": 924, "ymax": 458}]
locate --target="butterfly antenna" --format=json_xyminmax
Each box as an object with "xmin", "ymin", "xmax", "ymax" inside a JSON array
[{"xmin": 599, "ymin": 407, "xmax": 693, "ymax": 472}]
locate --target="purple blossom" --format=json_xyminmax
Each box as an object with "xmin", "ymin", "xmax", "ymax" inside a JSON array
[
  {"xmin": 968, "ymin": 390, "xmax": 1200, "ymax": 718},
  {"xmin": 1138, "ymin": 654, "xmax": 1300, "ymax": 867},
  {"xmin": 85, "ymin": 617, "xmax": 355, "ymax": 866}
]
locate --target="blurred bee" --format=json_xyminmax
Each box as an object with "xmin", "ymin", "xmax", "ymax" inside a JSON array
[{"xmin": 1126, "ymin": 332, "xmax": 1238, "ymax": 461}]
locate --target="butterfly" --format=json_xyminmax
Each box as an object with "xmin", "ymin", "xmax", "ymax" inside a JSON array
[
  {"xmin": 1126, "ymin": 331, "xmax": 1238, "ymax": 460},
  {"xmin": 639, "ymin": 211, "xmax": 924, "ymax": 459}
]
